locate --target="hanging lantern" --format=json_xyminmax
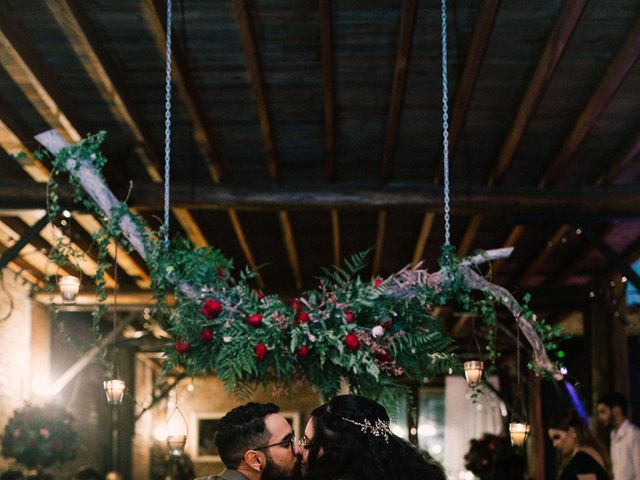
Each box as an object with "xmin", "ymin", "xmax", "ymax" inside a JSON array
[
  {"xmin": 103, "ymin": 379, "xmax": 126, "ymax": 405},
  {"xmin": 509, "ymin": 421, "xmax": 530, "ymax": 447},
  {"xmin": 166, "ymin": 404, "xmax": 188, "ymax": 457},
  {"xmin": 59, "ymin": 275, "xmax": 81, "ymax": 304},
  {"xmin": 463, "ymin": 360, "xmax": 483, "ymax": 387}
]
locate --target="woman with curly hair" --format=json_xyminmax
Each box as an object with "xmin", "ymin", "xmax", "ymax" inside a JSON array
[
  {"xmin": 300, "ymin": 394, "xmax": 446, "ymax": 480},
  {"xmin": 548, "ymin": 409, "xmax": 610, "ymax": 480}
]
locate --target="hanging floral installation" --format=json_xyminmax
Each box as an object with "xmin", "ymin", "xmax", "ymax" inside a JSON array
[{"xmin": 34, "ymin": 130, "xmax": 563, "ymax": 406}]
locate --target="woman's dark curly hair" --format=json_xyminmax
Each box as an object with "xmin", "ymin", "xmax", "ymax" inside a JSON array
[{"xmin": 304, "ymin": 395, "xmax": 446, "ymax": 480}]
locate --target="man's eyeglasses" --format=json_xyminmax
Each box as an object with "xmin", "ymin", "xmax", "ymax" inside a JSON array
[{"xmin": 253, "ymin": 435, "xmax": 297, "ymax": 453}]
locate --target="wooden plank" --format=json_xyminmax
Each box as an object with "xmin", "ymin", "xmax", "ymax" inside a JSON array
[
  {"xmin": 46, "ymin": 0, "xmax": 163, "ymax": 181},
  {"xmin": 234, "ymin": 0, "xmax": 279, "ymax": 179},
  {"xmin": 597, "ymin": 124, "xmax": 640, "ymax": 186},
  {"xmin": 319, "ymin": 0, "xmax": 336, "ymax": 182},
  {"xmin": 0, "ymin": 3, "xmax": 83, "ymax": 142},
  {"xmin": 278, "ymin": 211, "xmax": 302, "ymax": 289},
  {"xmin": 331, "ymin": 209, "xmax": 341, "ymax": 266},
  {"xmin": 487, "ymin": 0, "xmax": 587, "ymax": 185},
  {"xmin": 491, "ymin": 225, "xmax": 525, "ymax": 273},
  {"xmin": 539, "ymin": 14, "xmax": 640, "ymax": 187},
  {"xmin": 141, "ymin": 0, "xmax": 223, "ymax": 183},
  {"xmin": 171, "ymin": 208, "xmax": 208, "ymax": 249},
  {"xmin": 372, "ymin": 210, "xmax": 387, "ymax": 276},
  {"xmin": 517, "ymin": 225, "xmax": 572, "ymax": 285},
  {"xmin": 381, "ymin": 0, "xmax": 417, "ymax": 182},
  {"xmin": 227, "ymin": 208, "xmax": 264, "ymax": 288},
  {"xmin": 412, "ymin": 212, "xmax": 435, "ymax": 267},
  {"xmin": 456, "ymin": 214, "xmax": 483, "ymax": 258}
]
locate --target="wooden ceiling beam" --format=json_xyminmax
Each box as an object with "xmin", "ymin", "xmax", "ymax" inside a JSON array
[
  {"xmin": 0, "ymin": 3, "xmax": 83, "ymax": 142},
  {"xmin": 458, "ymin": 0, "xmax": 586, "ymax": 258},
  {"xmin": 46, "ymin": 0, "xmax": 163, "ymax": 182},
  {"xmin": 278, "ymin": 211, "xmax": 302, "ymax": 290},
  {"xmin": 516, "ymin": 225, "xmax": 572, "ymax": 286},
  {"xmin": 412, "ymin": 212, "xmax": 435, "ymax": 267},
  {"xmin": 372, "ymin": 210, "xmax": 387, "ymax": 276},
  {"xmin": 8, "ymin": 180, "xmax": 640, "ymax": 215},
  {"xmin": 381, "ymin": 0, "xmax": 417, "ymax": 182},
  {"xmin": 234, "ymin": 0, "xmax": 279, "ymax": 180},
  {"xmin": 331, "ymin": 209, "xmax": 341, "ymax": 267},
  {"xmin": 319, "ymin": 0, "xmax": 336, "ymax": 182},
  {"xmin": 227, "ymin": 208, "xmax": 264, "ymax": 288}
]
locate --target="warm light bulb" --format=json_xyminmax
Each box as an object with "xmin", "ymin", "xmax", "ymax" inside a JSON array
[
  {"xmin": 103, "ymin": 379, "xmax": 126, "ymax": 405},
  {"xmin": 509, "ymin": 422, "xmax": 530, "ymax": 447},
  {"xmin": 463, "ymin": 360, "xmax": 483, "ymax": 387},
  {"xmin": 59, "ymin": 276, "xmax": 81, "ymax": 304}
]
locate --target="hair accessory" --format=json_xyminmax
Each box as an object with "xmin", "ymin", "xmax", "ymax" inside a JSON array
[{"xmin": 341, "ymin": 417, "xmax": 391, "ymax": 443}]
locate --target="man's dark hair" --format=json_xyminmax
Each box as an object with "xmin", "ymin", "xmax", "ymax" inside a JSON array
[
  {"xmin": 1, "ymin": 471, "xmax": 25, "ymax": 480},
  {"xmin": 214, "ymin": 402, "xmax": 280, "ymax": 469},
  {"xmin": 598, "ymin": 392, "xmax": 628, "ymax": 416}
]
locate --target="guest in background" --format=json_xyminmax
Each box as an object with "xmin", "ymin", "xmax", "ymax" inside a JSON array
[
  {"xmin": 548, "ymin": 409, "xmax": 610, "ymax": 480},
  {"xmin": 74, "ymin": 467, "xmax": 102, "ymax": 480},
  {"xmin": 300, "ymin": 394, "xmax": 447, "ymax": 480},
  {"xmin": 0, "ymin": 471, "xmax": 24, "ymax": 480},
  {"xmin": 596, "ymin": 392, "xmax": 640, "ymax": 480}
]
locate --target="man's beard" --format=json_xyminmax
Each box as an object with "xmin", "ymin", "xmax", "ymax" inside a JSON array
[{"xmin": 262, "ymin": 453, "xmax": 302, "ymax": 480}]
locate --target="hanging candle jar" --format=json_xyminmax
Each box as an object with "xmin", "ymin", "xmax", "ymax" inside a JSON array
[
  {"xmin": 463, "ymin": 360, "xmax": 483, "ymax": 387},
  {"xmin": 166, "ymin": 404, "xmax": 188, "ymax": 457},
  {"xmin": 509, "ymin": 421, "xmax": 530, "ymax": 447},
  {"xmin": 103, "ymin": 379, "xmax": 126, "ymax": 405},
  {"xmin": 59, "ymin": 275, "xmax": 81, "ymax": 304}
]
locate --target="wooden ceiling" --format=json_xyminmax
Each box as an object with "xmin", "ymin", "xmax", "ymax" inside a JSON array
[{"xmin": 1, "ymin": 0, "xmax": 640, "ymax": 315}]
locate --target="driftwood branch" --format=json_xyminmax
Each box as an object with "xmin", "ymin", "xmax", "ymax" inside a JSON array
[{"xmin": 36, "ymin": 129, "xmax": 557, "ymax": 375}]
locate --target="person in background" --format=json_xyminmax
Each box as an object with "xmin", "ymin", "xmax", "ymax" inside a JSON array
[
  {"xmin": 0, "ymin": 471, "xmax": 24, "ymax": 480},
  {"xmin": 74, "ymin": 467, "xmax": 102, "ymax": 480},
  {"xmin": 596, "ymin": 392, "xmax": 640, "ymax": 480},
  {"xmin": 195, "ymin": 402, "xmax": 301, "ymax": 480},
  {"xmin": 548, "ymin": 409, "xmax": 610, "ymax": 480},
  {"xmin": 300, "ymin": 394, "xmax": 447, "ymax": 480}
]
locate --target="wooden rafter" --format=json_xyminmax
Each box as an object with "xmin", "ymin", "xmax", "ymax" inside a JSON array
[
  {"xmin": 381, "ymin": 0, "xmax": 417, "ymax": 182},
  {"xmin": 234, "ymin": 0, "xmax": 279, "ymax": 179},
  {"xmin": 227, "ymin": 209, "xmax": 264, "ymax": 289},
  {"xmin": 46, "ymin": 0, "xmax": 163, "ymax": 181},
  {"xmin": 331, "ymin": 209, "xmax": 341, "ymax": 267},
  {"xmin": 319, "ymin": 0, "xmax": 336, "ymax": 182},
  {"xmin": 372, "ymin": 210, "xmax": 387, "ymax": 277},
  {"xmin": 457, "ymin": 0, "xmax": 585, "ymax": 258},
  {"xmin": 498, "ymin": 13, "xmax": 640, "ymax": 277},
  {"xmin": 412, "ymin": 212, "xmax": 435, "ymax": 267},
  {"xmin": 278, "ymin": 211, "xmax": 302, "ymax": 290},
  {"xmin": 0, "ymin": 3, "xmax": 83, "ymax": 142}
]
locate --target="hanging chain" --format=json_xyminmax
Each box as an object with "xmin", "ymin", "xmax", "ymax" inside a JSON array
[
  {"xmin": 163, "ymin": 0, "xmax": 173, "ymax": 249},
  {"xmin": 440, "ymin": 0, "xmax": 451, "ymax": 246}
]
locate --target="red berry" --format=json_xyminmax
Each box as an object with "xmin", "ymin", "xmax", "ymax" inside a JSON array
[
  {"xmin": 344, "ymin": 333, "xmax": 360, "ymax": 352},
  {"xmin": 247, "ymin": 313, "xmax": 263, "ymax": 327},
  {"xmin": 290, "ymin": 299, "xmax": 303, "ymax": 312},
  {"xmin": 295, "ymin": 312, "xmax": 310, "ymax": 325},
  {"xmin": 373, "ymin": 277, "xmax": 383, "ymax": 288},
  {"xmin": 344, "ymin": 311, "xmax": 355, "ymax": 323},
  {"xmin": 382, "ymin": 319, "xmax": 392, "ymax": 330},
  {"xmin": 298, "ymin": 345, "xmax": 310, "ymax": 360},
  {"xmin": 202, "ymin": 299, "xmax": 223, "ymax": 319},
  {"xmin": 216, "ymin": 266, "xmax": 226, "ymax": 278},
  {"xmin": 200, "ymin": 327, "xmax": 214, "ymax": 343},
  {"xmin": 256, "ymin": 290, "xmax": 264, "ymax": 300},
  {"xmin": 175, "ymin": 340, "xmax": 191, "ymax": 355},
  {"xmin": 375, "ymin": 349, "xmax": 393, "ymax": 362},
  {"xmin": 255, "ymin": 342, "xmax": 268, "ymax": 361}
]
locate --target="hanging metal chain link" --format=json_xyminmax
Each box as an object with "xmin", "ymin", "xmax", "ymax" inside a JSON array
[
  {"xmin": 441, "ymin": 0, "xmax": 451, "ymax": 246},
  {"xmin": 163, "ymin": 0, "xmax": 173, "ymax": 249}
]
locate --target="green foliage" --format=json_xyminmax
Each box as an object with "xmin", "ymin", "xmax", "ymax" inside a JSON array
[{"xmin": 41, "ymin": 132, "xmax": 566, "ymax": 407}]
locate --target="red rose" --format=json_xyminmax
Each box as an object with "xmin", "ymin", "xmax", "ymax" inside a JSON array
[
  {"xmin": 200, "ymin": 327, "xmax": 214, "ymax": 343},
  {"xmin": 255, "ymin": 342, "xmax": 268, "ymax": 361},
  {"xmin": 373, "ymin": 277, "xmax": 383, "ymax": 288},
  {"xmin": 345, "ymin": 333, "xmax": 360, "ymax": 352},
  {"xmin": 295, "ymin": 312, "xmax": 310, "ymax": 325},
  {"xmin": 298, "ymin": 345, "xmax": 310, "ymax": 360},
  {"xmin": 175, "ymin": 340, "xmax": 191, "ymax": 355},
  {"xmin": 247, "ymin": 313, "xmax": 263, "ymax": 326},
  {"xmin": 217, "ymin": 266, "xmax": 226, "ymax": 278},
  {"xmin": 375, "ymin": 349, "xmax": 393, "ymax": 362},
  {"xmin": 202, "ymin": 299, "xmax": 223, "ymax": 319},
  {"xmin": 290, "ymin": 299, "xmax": 303, "ymax": 312},
  {"xmin": 344, "ymin": 311, "xmax": 355, "ymax": 323},
  {"xmin": 382, "ymin": 319, "xmax": 392, "ymax": 330}
]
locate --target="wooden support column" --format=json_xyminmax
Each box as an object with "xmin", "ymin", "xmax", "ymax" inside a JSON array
[{"xmin": 529, "ymin": 373, "xmax": 544, "ymax": 480}]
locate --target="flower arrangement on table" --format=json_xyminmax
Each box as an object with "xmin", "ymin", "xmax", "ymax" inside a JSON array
[
  {"xmin": 35, "ymin": 131, "xmax": 564, "ymax": 407},
  {"xmin": 1, "ymin": 403, "xmax": 79, "ymax": 469}
]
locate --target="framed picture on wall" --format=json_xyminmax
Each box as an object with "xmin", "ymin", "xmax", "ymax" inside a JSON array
[{"xmin": 191, "ymin": 411, "xmax": 301, "ymax": 462}]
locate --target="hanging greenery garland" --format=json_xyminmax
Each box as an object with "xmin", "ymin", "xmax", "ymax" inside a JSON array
[{"xmin": 33, "ymin": 131, "xmax": 563, "ymax": 406}]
